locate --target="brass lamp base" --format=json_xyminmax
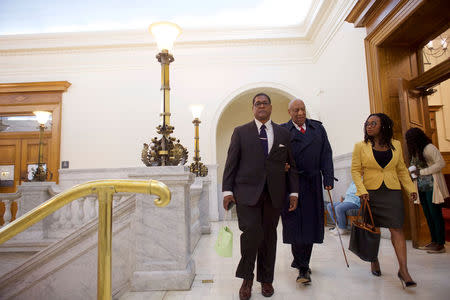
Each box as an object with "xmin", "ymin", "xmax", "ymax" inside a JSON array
[
  {"xmin": 32, "ymin": 164, "xmax": 49, "ymax": 181},
  {"xmin": 142, "ymin": 124, "xmax": 188, "ymax": 166},
  {"xmin": 189, "ymin": 160, "xmax": 208, "ymax": 177}
]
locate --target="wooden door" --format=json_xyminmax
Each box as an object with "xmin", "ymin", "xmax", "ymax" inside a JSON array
[
  {"xmin": 0, "ymin": 133, "xmax": 52, "ymax": 193},
  {"xmin": 0, "ymin": 81, "xmax": 70, "ymax": 193},
  {"xmin": 20, "ymin": 136, "xmax": 51, "ymax": 182},
  {"xmin": 0, "ymin": 139, "xmax": 21, "ymax": 193}
]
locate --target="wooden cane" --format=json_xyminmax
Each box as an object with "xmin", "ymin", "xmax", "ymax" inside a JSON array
[{"xmin": 327, "ymin": 189, "xmax": 350, "ymax": 268}]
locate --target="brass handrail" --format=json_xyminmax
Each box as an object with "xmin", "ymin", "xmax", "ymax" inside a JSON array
[{"xmin": 0, "ymin": 179, "xmax": 171, "ymax": 300}]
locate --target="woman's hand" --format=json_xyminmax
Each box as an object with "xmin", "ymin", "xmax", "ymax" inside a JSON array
[
  {"xmin": 410, "ymin": 169, "xmax": 419, "ymax": 179},
  {"xmin": 360, "ymin": 194, "xmax": 369, "ymax": 202},
  {"xmin": 410, "ymin": 192, "xmax": 418, "ymax": 202}
]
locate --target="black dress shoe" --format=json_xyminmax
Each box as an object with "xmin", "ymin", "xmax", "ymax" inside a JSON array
[
  {"xmin": 296, "ymin": 268, "xmax": 311, "ymax": 285},
  {"xmin": 371, "ymin": 259, "xmax": 381, "ymax": 277},
  {"xmin": 397, "ymin": 271, "xmax": 417, "ymax": 289}
]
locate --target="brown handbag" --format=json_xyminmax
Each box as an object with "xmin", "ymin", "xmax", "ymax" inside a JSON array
[{"xmin": 348, "ymin": 198, "xmax": 381, "ymax": 262}]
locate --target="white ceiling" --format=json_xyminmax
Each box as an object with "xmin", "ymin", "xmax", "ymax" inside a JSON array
[{"xmin": 0, "ymin": 0, "xmax": 314, "ymax": 35}]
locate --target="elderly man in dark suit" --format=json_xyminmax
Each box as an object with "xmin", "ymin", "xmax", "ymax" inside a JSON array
[
  {"xmin": 223, "ymin": 93, "xmax": 299, "ymax": 300},
  {"xmin": 281, "ymin": 99, "xmax": 334, "ymax": 285}
]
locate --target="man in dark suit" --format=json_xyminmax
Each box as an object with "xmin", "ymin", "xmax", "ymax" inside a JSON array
[
  {"xmin": 223, "ymin": 93, "xmax": 299, "ymax": 300},
  {"xmin": 281, "ymin": 99, "xmax": 334, "ymax": 285}
]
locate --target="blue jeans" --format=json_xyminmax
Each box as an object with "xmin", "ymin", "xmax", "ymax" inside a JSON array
[{"xmin": 327, "ymin": 202, "xmax": 359, "ymax": 229}]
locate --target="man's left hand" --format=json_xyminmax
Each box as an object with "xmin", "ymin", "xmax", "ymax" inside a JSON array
[
  {"xmin": 284, "ymin": 163, "xmax": 290, "ymax": 172},
  {"xmin": 288, "ymin": 196, "xmax": 298, "ymax": 211},
  {"xmin": 325, "ymin": 186, "xmax": 333, "ymax": 190}
]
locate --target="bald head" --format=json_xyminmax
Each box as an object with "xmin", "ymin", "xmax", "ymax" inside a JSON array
[
  {"xmin": 288, "ymin": 99, "xmax": 306, "ymax": 126},
  {"xmin": 288, "ymin": 99, "xmax": 305, "ymax": 110}
]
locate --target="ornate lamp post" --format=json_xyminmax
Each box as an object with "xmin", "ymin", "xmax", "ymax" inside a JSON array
[
  {"xmin": 189, "ymin": 105, "xmax": 208, "ymax": 177},
  {"xmin": 32, "ymin": 111, "xmax": 51, "ymax": 181},
  {"xmin": 142, "ymin": 22, "xmax": 188, "ymax": 166}
]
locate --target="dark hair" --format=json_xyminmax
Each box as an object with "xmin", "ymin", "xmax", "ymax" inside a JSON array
[
  {"xmin": 252, "ymin": 93, "xmax": 271, "ymax": 105},
  {"xmin": 405, "ymin": 127, "xmax": 432, "ymax": 163},
  {"xmin": 364, "ymin": 113, "xmax": 395, "ymax": 150}
]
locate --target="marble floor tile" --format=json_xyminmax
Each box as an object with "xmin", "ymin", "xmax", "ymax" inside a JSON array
[{"xmin": 121, "ymin": 221, "xmax": 450, "ymax": 300}]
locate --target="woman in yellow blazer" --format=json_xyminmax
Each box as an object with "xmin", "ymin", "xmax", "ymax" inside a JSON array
[{"xmin": 351, "ymin": 113, "xmax": 417, "ymax": 288}]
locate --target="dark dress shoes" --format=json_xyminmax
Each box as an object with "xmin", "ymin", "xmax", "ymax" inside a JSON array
[
  {"xmin": 261, "ymin": 282, "xmax": 274, "ymax": 297},
  {"xmin": 239, "ymin": 279, "xmax": 253, "ymax": 300},
  {"xmin": 296, "ymin": 268, "xmax": 312, "ymax": 285},
  {"xmin": 426, "ymin": 244, "xmax": 446, "ymax": 254},
  {"xmin": 371, "ymin": 259, "xmax": 381, "ymax": 277},
  {"xmin": 397, "ymin": 271, "xmax": 417, "ymax": 289}
]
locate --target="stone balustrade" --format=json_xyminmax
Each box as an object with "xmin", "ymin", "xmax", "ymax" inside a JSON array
[
  {"xmin": 0, "ymin": 191, "xmax": 21, "ymax": 227},
  {"xmin": 0, "ymin": 166, "xmax": 215, "ymax": 297}
]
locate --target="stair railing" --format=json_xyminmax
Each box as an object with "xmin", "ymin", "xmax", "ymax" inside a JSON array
[{"xmin": 0, "ymin": 179, "xmax": 171, "ymax": 300}]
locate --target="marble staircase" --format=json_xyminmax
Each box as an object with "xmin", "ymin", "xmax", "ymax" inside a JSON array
[{"xmin": 0, "ymin": 166, "xmax": 214, "ymax": 300}]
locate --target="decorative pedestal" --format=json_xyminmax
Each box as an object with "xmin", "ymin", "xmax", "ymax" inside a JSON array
[
  {"xmin": 128, "ymin": 167, "xmax": 195, "ymax": 290},
  {"xmin": 15, "ymin": 182, "xmax": 56, "ymax": 240}
]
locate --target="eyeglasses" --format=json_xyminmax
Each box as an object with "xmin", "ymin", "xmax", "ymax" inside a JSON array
[
  {"xmin": 365, "ymin": 121, "xmax": 378, "ymax": 128},
  {"xmin": 254, "ymin": 101, "xmax": 270, "ymax": 107}
]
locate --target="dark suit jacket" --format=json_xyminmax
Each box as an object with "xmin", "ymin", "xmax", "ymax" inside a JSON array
[{"xmin": 222, "ymin": 120, "xmax": 299, "ymax": 208}]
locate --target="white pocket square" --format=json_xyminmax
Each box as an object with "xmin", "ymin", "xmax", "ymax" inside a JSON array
[{"xmin": 279, "ymin": 144, "xmax": 286, "ymax": 148}]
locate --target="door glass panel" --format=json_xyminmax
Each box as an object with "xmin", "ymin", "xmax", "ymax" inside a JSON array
[{"xmin": 0, "ymin": 115, "xmax": 52, "ymax": 132}]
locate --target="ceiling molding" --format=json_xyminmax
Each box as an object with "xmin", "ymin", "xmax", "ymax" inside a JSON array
[{"xmin": 0, "ymin": 0, "xmax": 356, "ymax": 63}]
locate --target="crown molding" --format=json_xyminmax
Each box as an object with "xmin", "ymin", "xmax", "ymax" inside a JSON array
[
  {"xmin": 0, "ymin": 26, "xmax": 307, "ymax": 52},
  {"xmin": 0, "ymin": 0, "xmax": 356, "ymax": 64}
]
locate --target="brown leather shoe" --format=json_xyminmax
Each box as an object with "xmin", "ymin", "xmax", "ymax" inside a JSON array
[
  {"xmin": 239, "ymin": 279, "xmax": 253, "ymax": 300},
  {"xmin": 427, "ymin": 244, "xmax": 446, "ymax": 254},
  {"xmin": 418, "ymin": 242, "xmax": 436, "ymax": 250},
  {"xmin": 261, "ymin": 282, "xmax": 274, "ymax": 297}
]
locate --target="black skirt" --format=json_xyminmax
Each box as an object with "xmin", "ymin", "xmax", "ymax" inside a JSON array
[{"xmin": 366, "ymin": 183, "xmax": 403, "ymax": 228}]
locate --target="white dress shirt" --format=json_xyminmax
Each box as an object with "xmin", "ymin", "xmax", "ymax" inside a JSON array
[
  {"xmin": 223, "ymin": 119, "xmax": 298, "ymax": 199},
  {"xmin": 292, "ymin": 122, "xmax": 306, "ymax": 133}
]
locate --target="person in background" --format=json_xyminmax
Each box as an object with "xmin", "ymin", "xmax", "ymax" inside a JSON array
[
  {"xmin": 327, "ymin": 181, "xmax": 360, "ymax": 235},
  {"xmin": 405, "ymin": 127, "xmax": 448, "ymax": 254},
  {"xmin": 351, "ymin": 113, "xmax": 417, "ymax": 288}
]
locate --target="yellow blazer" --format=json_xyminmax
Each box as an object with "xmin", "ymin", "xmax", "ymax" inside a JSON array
[{"xmin": 351, "ymin": 139, "xmax": 416, "ymax": 196}]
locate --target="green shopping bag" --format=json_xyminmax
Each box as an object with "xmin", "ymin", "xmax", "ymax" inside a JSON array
[{"xmin": 214, "ymin": 225, "xmax": 233, "ymax": 257}]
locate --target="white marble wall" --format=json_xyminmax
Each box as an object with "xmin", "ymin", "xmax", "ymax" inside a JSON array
[{"xmin": 327, "ymin": 152, "xmax": 354, "ymax": 202}]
